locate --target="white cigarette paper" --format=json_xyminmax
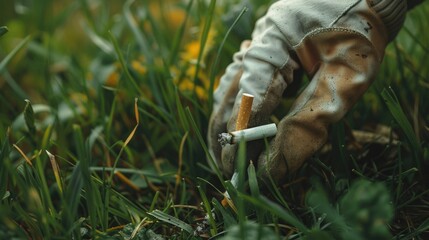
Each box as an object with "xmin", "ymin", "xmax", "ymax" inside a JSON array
[{"xmin": 218, "ymin": 123, "xmax": 277, "ymax": 147}]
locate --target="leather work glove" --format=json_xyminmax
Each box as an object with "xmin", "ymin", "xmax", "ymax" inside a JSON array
[{"xmin": 208, "ymin": 0, "xmax": 408, "ymax": 183}]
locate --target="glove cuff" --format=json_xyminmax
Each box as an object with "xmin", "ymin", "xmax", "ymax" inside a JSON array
[{"xmin": 369, "ymin": 0, "xmax": 407, "ymax": 41}]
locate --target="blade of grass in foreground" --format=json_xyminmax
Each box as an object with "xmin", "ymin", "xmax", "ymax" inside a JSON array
[
  {"xmin": 248, "ymin": 161, "xmax": 266, "ymax": 223},
  {"xmin": 124, "ymin": 0, "xmax": 164, "ymax": 106},
  {"xmin": 169, "ymin": 0, "xmax": 194, "ymax": 65},
  {"xmin": 236, "ymin": 140, "xmax": 247, "ymax": 231},
  {"xmin": 381, "ymin": 87, "xmax": 422, "ymax": 165},
  {"xmin": 148, "ymin": 209, "xmax": 193, "ymax": 234},
  {"xmin": 0, "ymin": 129, "xmax": 10, "ymax": 199},
  {"xmin": 193, "ymin": 0, "xmax": 216, "ymax": 98},
  {"xmin": 23, "ymin": 99, "xmax": 36, "ymax": 136},
  {"xmin": 197, "ymin": 185, "xmax": 218, "ymax": 236},
  {"xmin": 208, "ymin": 6, "xmax": 248, "ymax": 109},
  {"xmin": 0, "ymin": 36, "xmax": 31, "ymax": 99},
  {"xmin": 0, "ymin": 36, "xmax": 31, "ymax": 73},
  {"xmin": 108, "ymin": 31, "xmax": 141, "ymax": 95},
  {"xmin": 104, "ymin": 99, "xmax": 140, "ymax": 229},
  {"xmin": 185, "ymin": 107, "xmax": 224, "ymax": 183},
  {"xmin": 212, "ymin": 198, "xmax": 237, "ymax": 228},
  {"xmin": 240, "ymin": 194, "xmax": 309, "ymax": 234},
  {"xmin": 62, "ymin": 162, "xmax": 83, "ymax": 236},
  {"xmin": 124, "ymin": 0, "xmax": 151, "ymax": 60}
]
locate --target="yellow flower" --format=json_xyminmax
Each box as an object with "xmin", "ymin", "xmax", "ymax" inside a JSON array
[
  {"xmin": 131, "ymin": 60, "xmax": 147, "ymax": 75},
  {"xmin": 177, "ymin": 80, "xmax": 208, "ymax": 101},
  {"xmin": 105, "ymin": 71, "xmax": 120, "ymax": 87},
  {"xmin": 173, "ymin": 27, "xmax": 218, "ymax": 101},
  {"xmin": 165, "ymin": 7, "xmax": 186, "ymax": 30},
  {"xmin": 149, "ymin": 1, "xmax": 187, "ymax": 31},
  {"xmin": 172, "ymin": 64, "xmax": 211, "ymax": 100},
  {"xmin": 181, "ymin": 41, "xmax": 202, "ymax": 63},
  {"xmin": 180, "ymin": 28, "xmax": 217, "ymax": 64}
]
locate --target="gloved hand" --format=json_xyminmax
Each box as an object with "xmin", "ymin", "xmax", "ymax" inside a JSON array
[{"xmin": 208, "ymin": 0, "xmax": 407, "ymax": 183}]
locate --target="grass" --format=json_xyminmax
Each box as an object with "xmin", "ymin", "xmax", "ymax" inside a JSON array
[{"xmin": 0, "ymin": 0, "xmax": 428, "ymax": 239}]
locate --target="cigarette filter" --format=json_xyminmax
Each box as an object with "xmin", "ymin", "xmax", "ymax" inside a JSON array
[
  {"xmin": 235, "ymin": 93, "xmax": 254, "ymax": 131},
  {"xmin": 218, "ymin": 123, "xmax": 277, "ymax": 147}
]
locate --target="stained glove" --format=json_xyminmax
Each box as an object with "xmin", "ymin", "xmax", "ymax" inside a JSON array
[{"xmin": 208, "ymin": 0, "xmax": 407, "ymax": 182}]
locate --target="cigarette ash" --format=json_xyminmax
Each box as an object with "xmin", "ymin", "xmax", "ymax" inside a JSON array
[{"xmin": 218, "ymin": 133, "xmax": 233, "ymax": 147}]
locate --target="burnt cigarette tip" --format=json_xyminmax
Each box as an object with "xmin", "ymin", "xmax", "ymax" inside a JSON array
[{"xmin": 218, "ymin": 133, "xmax": 232, "ymax": 147}]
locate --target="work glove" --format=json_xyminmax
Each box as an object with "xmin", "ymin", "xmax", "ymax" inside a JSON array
[{"xmin": 208, "ymin": 0, "xmax": 407, "ymax": 183}]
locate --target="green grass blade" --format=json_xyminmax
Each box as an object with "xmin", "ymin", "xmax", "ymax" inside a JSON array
[
  {"xmin": 0, "ymin": 35, "xmax": 31, "ymax": 74},
  {"xmin": 236, "ymin": 141, "xmax": 246, "ymax": 193},
  {"xmin": 240, "ymin": 194, "xmax": 309, "ymax": 233},
  {"xmin": 175, "ymin": 88, "xmax": 190, "ymax": 132},
  {"xmin": 123, "ymin": 0, "xmax": 164, "ymax": 105},
  {"xmin": 193, "ymin": 0, "xmax": 216, "ymax": 97},
  {"xmin": 41, "ymin": 124, "xmax": 54, "ymax": 150},
  {"xmin": 33, "ymin": 153, "xmax": 56, "ymax": 218},
  {"xmin": 208, "ymin": 6, "xmax": 248, "ymax": 108},
  {"xmin": 381, "ymin": 87, "xmax": 422, "ymax": 164},
  {"xmin": 247, "ymin": 161, "xmax": 260, "ymax": 198},
  {"xmin": 108, "ymin": 31, "xmax": 141, "ymax": 95},
  {"xmin": 78, "ymin": 0, "xmax": 96, "ymax": 30},
  {"xmin": 62, "ymin": 163, "xmax": 83, "ymax": 234},
  {"xmin": 197, "ymin": 185, "xmax": 218, "ymax": 236},
  {"xmin": 414, "ymin": 218, "xmax": 429, "ymax": 238},
  {"xmin": 80, "ymin": 141, "xmax": 102, "ymax": 231},
  {"xmin": 403, "ymin": 26, "xmax": 429, "ymax": 53},
  {"xmin": 259, "ymin": 138, "xmax": 291, "ymax": 210},
  {"xmin": 0, "ymin": 35, "xmax": 31, "ymax": 98},
  {"xmin": 88, "ymin": 125, "xmax": 103, "ymax": 150},
  {"xmin": 123, "ymin": 0, "xmax": 151, "ymax": 59},
  {"xmin": 247, "ymin": 161, "xmax": 266, "ymax": 222},
  {"xmin": 236, "ymin": 141, "xmax": 247, "ymax": 227},
  {"xmin": 168, "ymin": 0, "xmax": 194, "ymax": 65},
  {"xmin": 23, "ymin": 99, "xmax": 36, "ymax": 136},
  {"xmin": 148, "ymin": 209, "xmax": 193, "ymax": 234},
  {"xmin": 0, "ymin": 130, "xmax": 10, "ymax": 198},
  {"xmin": 83, "ymin": 23, "xmax": 113, "ymax": 54},
  {"xmin": 218, "ymin": 221, "xmax": 279, "ymax": 240},
  {"xmin": 185, "ymin": 107, "xmax": 224, "ymax": 183},
  {"xmin": 212, "ymin": 198, "xmax": 237, "ymax": 228},
  {"xmin": 149, "ymin": 191, "xmax": 160, "ymax": 212}
]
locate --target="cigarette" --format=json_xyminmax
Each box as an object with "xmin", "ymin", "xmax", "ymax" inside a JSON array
[
  {"xmin": 235, "ymin": 93, "xmax": 254, "ymax": 131},
  {"xmin": 218, "ymin": 123, "xmax": 277, "ymax": 147}
]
